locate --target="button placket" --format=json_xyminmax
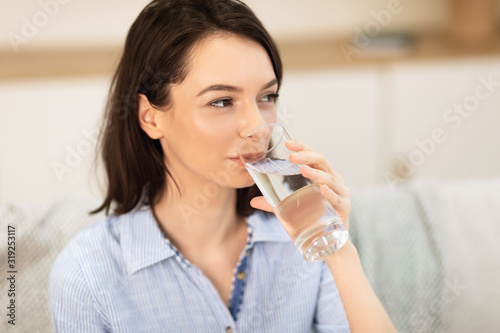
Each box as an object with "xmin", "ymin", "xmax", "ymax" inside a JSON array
[{"xmin": 227, "ymin": 224, "xmax": 254, "ymax": 322}]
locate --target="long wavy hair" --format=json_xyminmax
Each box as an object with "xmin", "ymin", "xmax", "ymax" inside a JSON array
[{"xmin": 90, "ymin": 0, "xmax": 283, "ymax": 217}]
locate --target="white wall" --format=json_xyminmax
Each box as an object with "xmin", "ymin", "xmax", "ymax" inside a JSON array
[
  {"xmin": 278, "ymin": 68, "xmax": 381, "ymax": 191},
  {"xmin": 0, "ymin": 0, "xmax": 454, "ymax": 52},
  {"xmin": 0, "ymin": 77, "xmax": 110, "ymax": 204},
  {"xmin": 390, "ymin": 57, "xmax": 500, "ymax": 183},
  {"xmin": 279, "ymin": 56, "xmax": 500, "ymax": 191}
]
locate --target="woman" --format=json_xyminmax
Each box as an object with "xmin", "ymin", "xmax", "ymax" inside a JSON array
[{"xmin": 49, "ymin": 0, "xmax": 397, "ymax": 332}]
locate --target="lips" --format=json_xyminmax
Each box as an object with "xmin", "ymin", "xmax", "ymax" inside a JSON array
[
  {"xmin": 229, "ymin": 157, "xmax": 245, "ymax": 167},
  {"xmin": 238, "ymin": 152, "xmax": 266, "ymax": 163},
  {"xmin": 229, "ymin": 151, "xmax": 266, "ymax": 167}
]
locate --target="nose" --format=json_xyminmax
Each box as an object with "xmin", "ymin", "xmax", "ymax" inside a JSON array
[
  {"xmin": 238, "ymin": 124, "xmax": 272, "ymax": 163},
  {"xmin": 238, "ymin": 100, "xmax": 276, "ymax": 138}
]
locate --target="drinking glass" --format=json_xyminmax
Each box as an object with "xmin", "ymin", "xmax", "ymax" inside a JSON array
[{"xmin": 238, "ymin": 123, "xmax": 349, "ymax": 262}]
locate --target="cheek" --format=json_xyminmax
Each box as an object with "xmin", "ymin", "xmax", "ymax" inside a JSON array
[
  {"xmin": 261, "ymin": 108, "xmax": 277, "ymax": 125},
  {"xmin": 189, "ymin": 122, "xmax": 231, "ymax": 160},
  {"xmin": 192, "ymin": 115, "xmax": 232, "ymax": 139}
]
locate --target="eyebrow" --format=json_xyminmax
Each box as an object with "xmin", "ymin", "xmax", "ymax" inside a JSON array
[{"xmin": 196, "ymin": 78, "xmax": 278, "ymax": 97}]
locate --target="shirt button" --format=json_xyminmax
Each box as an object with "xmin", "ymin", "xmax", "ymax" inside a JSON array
[
  {"xmin": 245, "ymin": 249, "xmax": 251, "ymax": 257},
  {"xmin": 225, "ymin": 326, "xmax": 233, "ymax": 333},
  {"xmin": 236, "ymin": 271, "xmax": 245, "ymax": 280}
]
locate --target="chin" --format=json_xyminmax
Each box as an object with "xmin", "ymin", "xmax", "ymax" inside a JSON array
[
  {"xmin": 210, "ymin": 162, "xmax": 255, "ymax": 189},
  {"xmin": 231, "ymin": 172, "xmax": 256, "ymax": 189},
  {"xmin": 239, "ymin": 179, "xmax": 257, "ymax": 189},
  {"xmin": 230, "ymin": 174, "xmax": 256, "ymax": 189}
]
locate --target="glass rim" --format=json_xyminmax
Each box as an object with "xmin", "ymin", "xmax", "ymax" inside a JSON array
[{"xmin": 237, "ymin": 122, "xmax": 289, "ymax": 160}]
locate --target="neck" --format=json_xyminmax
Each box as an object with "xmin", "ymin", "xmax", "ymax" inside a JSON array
[{"xmin": 152, "ymin": 175, "xmax": 244, "ymax": 257}]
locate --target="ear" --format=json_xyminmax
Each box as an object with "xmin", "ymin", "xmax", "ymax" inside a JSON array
[{"xmin": 137, "ymin": 93, "xmax": 163, "ymax": 140}]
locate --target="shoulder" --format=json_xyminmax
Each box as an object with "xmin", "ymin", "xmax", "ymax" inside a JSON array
[
  {"xmin": 55, "ymin": 213, "xmax": 118, "ymax": 260},
  {"xmin": 49, "ymin": 215, "xmax": 123, "ymax": 330},
  {"xmin": 49, "ymin": 215, "xmax": 115, "ymax": 285},
  {"xmin": 49, "ymin": 210, "xmax": 134, "ymax": 292}
]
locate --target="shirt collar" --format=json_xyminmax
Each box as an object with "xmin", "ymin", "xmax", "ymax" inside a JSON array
[
  {"xmin": 247, "ymin": 210, "xmax": 291, "ymax": 243},
  {"xmin": 115, "ymin": 206, "xmax": 175, "ymax": 275},
  {"xmin": 116, "ymin": 206, "xmax": 290, "ymax": 275}
]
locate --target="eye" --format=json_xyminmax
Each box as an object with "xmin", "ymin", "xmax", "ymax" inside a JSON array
[
  {"xmin": 210, "ymin": 98, "xmax": 233, "ymax": 108},
  {"xmin": 261, "ymin": 93, "xmax": 279, "ymax": 103}
]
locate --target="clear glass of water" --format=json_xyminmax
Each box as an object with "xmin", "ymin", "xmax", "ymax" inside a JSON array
[{"xmin": 238, "ymin": 123, "xmax": 349, "ymax": 262}]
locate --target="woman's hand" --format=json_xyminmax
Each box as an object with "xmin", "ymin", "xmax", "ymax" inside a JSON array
[
  {"xmin": 250, "ymin": 140, "xmax": 397, "ymax": 333},
  {"xmin": 250, "ymin": 139, "xmax": 351, "ymax": 235}
]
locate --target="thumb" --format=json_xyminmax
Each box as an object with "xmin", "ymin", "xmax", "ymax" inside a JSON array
[{"xmin": 250, "ymin": 196, "xmax": 274, "ymax": 213}]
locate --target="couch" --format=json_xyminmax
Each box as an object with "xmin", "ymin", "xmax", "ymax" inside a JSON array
[{"xmin": 1, "ymin": 178, "xmax": 499, "ymax": 332}]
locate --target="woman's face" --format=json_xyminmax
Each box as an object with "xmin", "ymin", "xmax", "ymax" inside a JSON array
[{"xmin": 155, "ymin": 33, "xmax": 278, "ymax": 189}]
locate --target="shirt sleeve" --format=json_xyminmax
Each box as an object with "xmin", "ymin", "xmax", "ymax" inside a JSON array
[
  {"xmin": 49, "ymin": 244, "xmax": 107, "ymax": 332},
  {"xmin": 312, "ymin": 261, "xmax": 351, "ymax": 333}
]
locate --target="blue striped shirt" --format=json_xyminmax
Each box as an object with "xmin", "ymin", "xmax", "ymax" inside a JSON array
[{"xmin": 49, "ymin": 205, "xmax": 349, "ymax": 332}]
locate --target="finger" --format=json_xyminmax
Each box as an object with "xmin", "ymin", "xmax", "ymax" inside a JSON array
[
  {"xmin": 300, "ymin": 165, "xmax": 349, "ymax": 198},
  {"xmin": 289, "ymin": 150, "xmax": 326, "ymax": 165},
  {"xmin": 250, "ymin": 196, "xmax": 274, "ymax": 213},
  {"xmin": 290, "ymin": 150, "xmax": 335, "ymax": 175},
  {"xmin": 285, "ymin": 139, "xmax": 314, "ymax": 152},
  {"xmin": 286, "ymin": 140, "xmax": 336, "ymax": 175},
  {"xmin": 319, "ymin": 184, "xmax": 351, "ymax": 228},
  {"xmin": 319, "ymin": 183, "xmax": 351, "ymax": 211}
]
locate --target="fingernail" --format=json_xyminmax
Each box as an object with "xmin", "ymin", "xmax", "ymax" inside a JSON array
[
  {"xmin": 303, "ymin": 165, "xmax": 313, "ymax": 173},
  {"xmin": 321, "ymin": 184, "xmax": 332, "ymax": 193},
  {"xmin": 291, "ymin": 153, "xmax": 302, "ymax": 162},
  {"xmin": 288, "ymin": 140, "xmax": 296, "ymax": 145}
]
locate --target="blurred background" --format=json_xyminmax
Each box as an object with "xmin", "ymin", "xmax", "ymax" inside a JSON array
[
  {"xmin": 1, "ymin": 0, "xmax": 500, "ymax": 203},
  {"xmin": 1, "ymin": 1, "xmax": 500, "ymax": 333}
]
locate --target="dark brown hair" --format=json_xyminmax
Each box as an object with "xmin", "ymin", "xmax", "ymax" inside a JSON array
[{"xmin": 90, "ymin": 0, "xmax": 283, "ymax": 217}]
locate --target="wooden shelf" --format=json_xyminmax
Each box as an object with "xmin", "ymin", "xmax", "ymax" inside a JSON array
[
  {"xmin": 0, "ymin": 48, "xmax": 122, "ymax": 80},
  {"xmin": 1, "ymin": 32, "xmax": 499, "ymax": 80},
  {"xmin": 278, "ymin": 32, "xmax": 500, "ymax": 70}
]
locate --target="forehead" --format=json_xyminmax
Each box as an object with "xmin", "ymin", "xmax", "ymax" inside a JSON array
[{"xmin": 182, "ymin": 33, "xmax": 276, "ymax": 88}]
